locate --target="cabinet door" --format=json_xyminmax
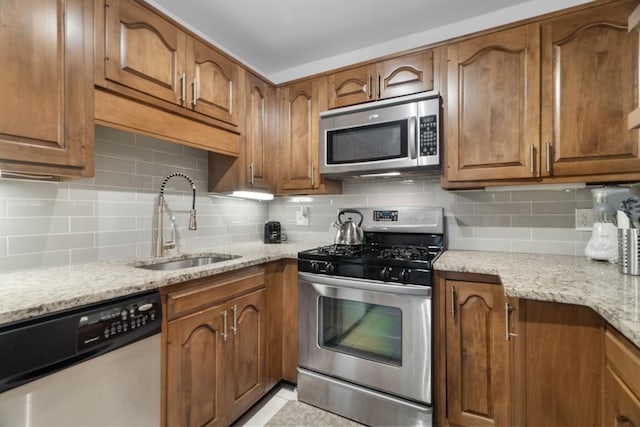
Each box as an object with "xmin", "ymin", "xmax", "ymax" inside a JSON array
[
  {"xmin": 377, "ymin": 50, "xmax": 434, "ymax": 100},
  {"xmin": 0, "ymin": 0, "xmax": 93, "ymax": 175},
  {"xmin": 104, "ymin": 0, "xmax": 184, "ymax": 105},
  {"xmin": 280, "ymin": 78, "xmax": 324, "ymax": 191},
  {"xmin": 541, "ymin": 0, "xmax": 640, "ymax": 177},
  {"xmin": 604, "ymin": 367, "xmax": 640, "ymax": 427},
  {"xmin": 446, "ymin": 25, "xmax": 540, "ymax": 182},
  {"xmin": 166, "ymin": 304, "xmax": 227, "ymax": 427},
  {"xmin": 186, "ymin": 38, "xmax": 239, "ymax": 125},
  {"xmin": 445, "ymin": 280, "xmax": 510, "ymax": 426},
  {"xmin": 228, "ymin": 289, "xmax": 267, "ymax": 420},
  {"xmin": 245, "ymin": 73, "xmax": 276, "ymax": 190},
  {"xmin": 523, "ymin": 300, "xmax": 603, "ymax": 426},
  {"xmin": 327, "ymin": 64, "xmax": 372, "ymax": 108}
]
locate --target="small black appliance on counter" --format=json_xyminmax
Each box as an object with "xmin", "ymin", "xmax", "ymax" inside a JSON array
[{"xmin": 264, "ymin": 221, "xmax": 282, "ymax": 243}]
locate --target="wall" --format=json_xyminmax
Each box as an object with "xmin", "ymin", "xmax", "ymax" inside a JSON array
[
  {"xmin": 268, "ymin": 177, "xmax": 603, "ymax": 256},
  {"xmin": 0, "ymin": 126, "xmax": 268, "ymax": 272},
  {"xmin": 0, "ymin": 125, "xmax": 620, "ymax": 273}
]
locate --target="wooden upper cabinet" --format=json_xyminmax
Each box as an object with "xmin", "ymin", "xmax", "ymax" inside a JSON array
[
  {"xmin": 328, "ymin": 50, "xmax": 435, "ymax": 108},
  {"xmin": 444, "ymin": 280, "xmax": 511, "ymax": 426},
  {"xmin": 541, "ymin": 0, "xmax": 640, "ymax": 178},
  {"xmin": 104, "ymin": 0, "xmax": 184, "ymax": 105},
  {"xmin": 0, "ymin": 0, "xmax": 94, "ymax": 177},
  {"xmin": 245, "ymin": 72, "xmax": 276, "ymax": 191},
  {"xmin": 280, "ymin": 79, "xmax": 322, "ymax": 191},
  {"xmin": 101, "ymin": 0, "xmax": 239, "ymax": 126},
  {"xmin": 445, "ymin": 24, "xmax": 541, "ymax": 182},
  {"xmin": 186, "ymin": 39, "xmax": 239, "ymax": 125}
]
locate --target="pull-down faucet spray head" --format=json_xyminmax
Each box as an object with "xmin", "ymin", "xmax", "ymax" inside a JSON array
[{"xmin": 156, "ymin": 172, "xmax": 198, "ymax": 257}]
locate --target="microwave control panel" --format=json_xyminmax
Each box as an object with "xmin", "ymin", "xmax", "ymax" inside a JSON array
[{"xmin": 419, "ymin": 115, "xmax": 438, "ymax": 157}]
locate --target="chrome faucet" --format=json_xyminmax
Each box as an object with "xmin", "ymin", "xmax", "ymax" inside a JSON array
[{"xmin": 155, "ymin": 172, "xmax": 197, "ymax": 257}]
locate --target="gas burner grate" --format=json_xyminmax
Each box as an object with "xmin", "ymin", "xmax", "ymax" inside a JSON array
[{"xmin": 316, "ymin": 244, "xmax": 365, "ymax": 257}]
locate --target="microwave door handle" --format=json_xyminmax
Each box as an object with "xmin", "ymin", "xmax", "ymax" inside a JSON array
[{"xmin": 409, "ymin": 116, "xmax": 417, "ymax": 159}]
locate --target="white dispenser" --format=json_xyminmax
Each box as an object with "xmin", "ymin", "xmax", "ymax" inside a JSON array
[{"xmin": 585, "ymin": 188, "xmax": 618, "ymax": 262}]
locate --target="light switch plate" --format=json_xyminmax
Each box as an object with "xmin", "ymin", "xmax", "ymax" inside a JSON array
[{"xmin": 296, "ymin": 206, "xmax": 310, "ymax": 226}]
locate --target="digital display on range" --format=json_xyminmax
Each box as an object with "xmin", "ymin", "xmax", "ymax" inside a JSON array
[{"xmin": 373, "ymin": 210, "xmax": 398, "ymax": 222}]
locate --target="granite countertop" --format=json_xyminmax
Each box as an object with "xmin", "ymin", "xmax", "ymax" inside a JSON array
[
  {"xmin": 0, "ymin": 241, "xmax": 324, "ymax": 326},
  {"xmin": 434, "ymin": 250, "xmax": 640, "ymax": 349},
  {"xmin": 3, "ymin": 245, "xmax": 639, "ymax": 350}
]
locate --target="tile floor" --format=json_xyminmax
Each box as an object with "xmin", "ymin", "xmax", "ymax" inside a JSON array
[{"xmin": 232, "ymin": 383, "xmax": 298, "ymax": 427}]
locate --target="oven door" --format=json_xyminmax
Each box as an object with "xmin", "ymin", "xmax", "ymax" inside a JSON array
[{"xmin": 298, "ymin": 272, "xmax": 432, "ymax": 404}]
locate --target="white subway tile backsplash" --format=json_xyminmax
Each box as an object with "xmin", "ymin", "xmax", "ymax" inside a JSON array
[
  {"xmin": 511, "ymin": 240, "xmax": 576, "ymax": 256},
  {"xmin": 7, "ymin": 200, "xmax": 93, "ymax": 218},
  {"xmin": 0, "ymin": 218, "xmax": 69, "ymax": 236},
  {"xmin": 9, "ymin": 233, "xmax": 94, "ymax": 255},
  {"xmin": 0, "ymin": 251, "xmax": 69, "ymax": 272},
  {"xmin": 0, "ymin": 237, "xmax": 6, "ymax": 257},
  {"xmin": 0, "ymin": 180, "xmax": 69, "ymax": 200},
  {"xmin": 95, "ymin": 155, "xmax": 135, "ymax": 174}
]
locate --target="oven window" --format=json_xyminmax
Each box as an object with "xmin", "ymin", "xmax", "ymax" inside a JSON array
[
  {"xmin": 319, "ymin": 296, "xmax": 402, "ymax": 366},
  {"xmin": 327, "ymin": 120, "xmax": 408, "ymax": 164}
]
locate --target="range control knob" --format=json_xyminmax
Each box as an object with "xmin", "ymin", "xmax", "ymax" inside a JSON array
[
  {"xmin": 400, "ymin": 269, "xmax": 411, "ymax": 281},
  {"xmin": 326, "ymin": 263, "xmax": 335, "ymax": 274},
  {"xmin": 380, "ymin": 267, "xmax": 391, "ymax": 280},
  {"xmin": 310, "ymin": 261, "xmax": 320, "ymax": 273}
]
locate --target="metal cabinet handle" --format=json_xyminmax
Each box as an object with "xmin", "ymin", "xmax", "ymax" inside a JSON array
[
  {"xmin": 530, "ymin": 144, "xmax": 535, "ymax": 175},
  {"xmin": 367, "ymin": 74, "xmax": 372, "ymax": 99},
  {"xmin": 222, "ymin": 310, "xmax": 228, "ymax": 341},
  {"xmin": 376, "ymin": 72, "xmax": 381, "ymax": 99},
  {"xmin": 191, "ymin": 78, "xmax": 197, "ymax": 107},
  {"xmin": 505, "ymin": 303, "xmax": 518, "ymax": 341},
  {"xmin": 450, "ymin": 286, "xmax": 456, "ymax": 319},
  {"xmin": 180, "ymin": 73, "xmax": 186, "ymax": 104},
  {"xmin": 546, "ymin": 142, "xmax": 552, "ymax": 174},
  {"xmin": 249, "ymin": 163, "xmax": 255, "ymax": 186},
  {"xmin": 231, "ymin": 304, "xmax": 237, "ymax": 335},
  {"xmin": 311, "ymin": 164, "xmax": 316, "ymax": 188}
]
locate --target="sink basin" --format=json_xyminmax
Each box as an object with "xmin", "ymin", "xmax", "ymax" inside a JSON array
[{"xmin": 136, "ymin": 254, "xmax": 241, "ymax": 271}]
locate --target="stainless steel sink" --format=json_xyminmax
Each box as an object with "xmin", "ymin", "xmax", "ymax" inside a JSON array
[{"xmin": 136, "ymin": 254, "xmax": 241, "ymax": 271}]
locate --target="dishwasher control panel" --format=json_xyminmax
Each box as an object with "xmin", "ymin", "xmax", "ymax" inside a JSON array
[{"xmin": 77, "ymin": 291, "xmax": 161, "ymax": 351}]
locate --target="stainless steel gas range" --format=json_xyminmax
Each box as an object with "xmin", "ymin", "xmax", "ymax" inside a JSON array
[{"xmin": 297, "ymin": 206, "xmax": 444, "ymax": 427}]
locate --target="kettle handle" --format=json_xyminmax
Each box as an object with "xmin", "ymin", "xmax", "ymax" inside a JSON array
[{"xmin": 338, "ymin": 209, "xmax": 363, "ymax": 226}]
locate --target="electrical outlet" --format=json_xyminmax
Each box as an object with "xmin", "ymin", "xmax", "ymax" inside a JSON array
[{"xmin": 575, "ymin": 208, "xmax": 593, "ymax": 231}]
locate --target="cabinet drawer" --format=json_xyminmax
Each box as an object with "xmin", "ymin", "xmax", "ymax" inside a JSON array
[
  {"xmin": 165, "ymin": 267, "xmax": 265, "ymax": 320},
  {"xmin": 605, "ymin": 327, "xmax": 640, "ymax": 399}
]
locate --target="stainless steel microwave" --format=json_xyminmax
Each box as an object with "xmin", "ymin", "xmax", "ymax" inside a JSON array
[{"xmin": 319, "ymin": 92, "xmax": 441, "ymax": 178}]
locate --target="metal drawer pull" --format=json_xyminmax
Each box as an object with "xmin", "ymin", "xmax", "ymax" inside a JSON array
[
  {"xmin": 546, "ymin": 142, "xmax": 552, "ymax": 173},
  {"xmin": 180, "ymin": 73, "xmax": 186, "ymax": 103},
  {"xmin": 530, "ymin": 144, "xmax": 535, "ymax": 175},
  {"xmin": 450, "ymin": 286, "xmax": 456, "ymax": 319},
  {"xmin": 367, "ymin": 74, "xmax": 372, "ymax": 99},
  {"xmin": 191, "ymin": 79, "xmax": 197, "ymax": 107},
  {"xmin": 231, "ymin": 304, "xmax": 238, "ymax": 335},
  {"xmin": 505, "ymin": 303, "xmax": 518, "ymax": 341},
  {"xmin": 222, "ymin": 310, "xmax": 228, "ymax": 341}
]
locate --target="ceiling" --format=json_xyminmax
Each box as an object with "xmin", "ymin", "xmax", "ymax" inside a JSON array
[{"xmin": 145, "ymin": 0, "xmax": 593, "ymax": 84}]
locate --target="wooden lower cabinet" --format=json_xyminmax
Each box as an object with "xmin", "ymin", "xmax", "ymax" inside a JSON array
[
  {"xmin": 437, "ymin": 272, "xmax": 605, "ymax": 427},
  {"xmin": 603, "ymin": 328, "xmax": 640, "ymax": 427},
  {"xmin": 520, "ymin": 300, "xmax": 604, "ymax": 426},
  {"xmin": 438, "ymin": 274, "xmax": 515, "ymax": 426},
  {"xmin": 162, "ymin": 267, "xmax": 267, "ymax": 427}
]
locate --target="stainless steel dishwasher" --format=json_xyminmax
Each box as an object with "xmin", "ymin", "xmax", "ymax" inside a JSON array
[{"xmin": 0, "ymin": 290, "xmax": 162, "ymax": 427}]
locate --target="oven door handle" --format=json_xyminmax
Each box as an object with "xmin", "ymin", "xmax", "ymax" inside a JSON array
[{"xmin": 299, "ymin": 272, "xmax": 431, "ymax": 297}]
